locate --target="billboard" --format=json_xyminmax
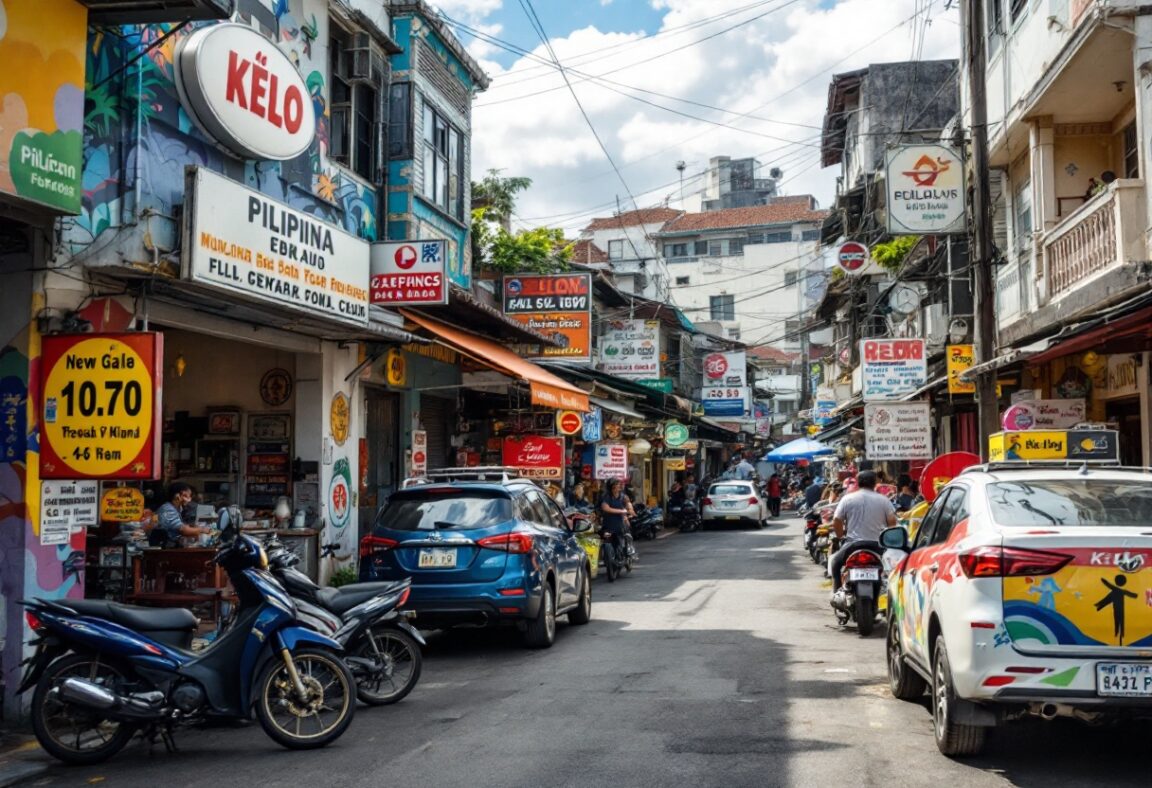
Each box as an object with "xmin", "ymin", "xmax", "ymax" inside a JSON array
[
  {"xmin": 502, "ymin": 273, "xmax": 592, "ymax": 362},
  {"xmin": 598, "ymin": 319, "xmax": 661, "ymax": 378},
  {"xmin": 886, "ymin": 144, "xmax": 966, "ymax": 235},
  {"xmin": 860, "ymin": 339, "xmax": 927, "ymax": 401}
]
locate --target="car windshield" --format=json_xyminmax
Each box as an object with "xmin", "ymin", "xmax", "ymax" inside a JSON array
[
  {"xmin": 710, "ymin": 484, "xmax": 752, "ymax": 496},
  {"xmin": 374, "ymin": 490, "xmax": 512, "ymax": 532},
  {"xmin": 986, "ymin": 479, "xmax": 1152, "ymax": 527}
]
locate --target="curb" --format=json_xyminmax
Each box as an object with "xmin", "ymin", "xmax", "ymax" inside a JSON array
[{"xmin": 0, "ymin": 738, "xmax": 49, "ymax": 788}]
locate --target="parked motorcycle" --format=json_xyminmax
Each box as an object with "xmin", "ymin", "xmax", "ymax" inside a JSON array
[
  {"xmin": 630, "ymin": 503, "xmax": 663, "ymax": 540},
  {"xmin": 671, "ymin": 498, "xmax": 701, "ymax": 532},
  {"xmin": 261, "ymin": 537, "xmax": 424, "ymax": 706},
  {"xmin": 19, "ymin": 510, "xmax": 356, "ymax": 765},
  {"xmin": 830, "ymin": 543, "xmax": 887, "ymax": 637},
  {"xmin": 600, "ymin": 529, "xmax": 634, "ymax": 582},
  {"xmin": 802, "ymin": 510, "xmax": 821, "ymax": 558}
]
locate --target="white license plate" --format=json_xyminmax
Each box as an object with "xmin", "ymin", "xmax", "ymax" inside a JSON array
[
  {"xmin": 418, "ymin": 548, "xmax": 457, "ymax": 568},
  {"xmin": 848, "ymin": 568, "xmax": 880, "ymax": 582},
  {"xmin": 1097, "ymin": 663, "xmax": 1152, "ymax": 697},
  {"xmin": 723, "ymin": 500, "xmax": 741, "ymax": 508}
]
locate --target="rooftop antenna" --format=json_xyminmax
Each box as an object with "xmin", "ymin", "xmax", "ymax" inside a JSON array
[{"xmin": 676, "ymin": 160, "xmax": 686, "ymax": 206}]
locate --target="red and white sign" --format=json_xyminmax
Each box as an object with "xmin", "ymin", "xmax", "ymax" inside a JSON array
[
  {"xmin": 919, "ymin": 451, "xmax": 980, "ymax": 503},
  {"xmin": 702, "ymin": 350, "xmax": 746, "ymax": 387},
  {"xmin": 175, "ymin": 23, "xmax": 316, "ymax": 161},
  {"xmin": 836, "ymin": 241, "xmax": 870, "ymax": 274},
  {"xmin": 860, "ymin": 338, "xmax": 927, "ymax": 401},
  {"xmin": 411, "ymin": 429, "xmax": 427, "ymax": 475},
  {"xmin": 704, "ymin": 353, "xmax": 728, "ymax": 380},
  {"xmin": 370, "ymin": 240, "xmax": 449, "ymax": 305},
  {"xmin": 556, "ymin": 410, "xmax": 583, "ymax": 436},
  {"xmin": 594, "ymin": 442, "xmax": 629, "ymax": 480},
  {"xmin": 503, "ymin": 435, "xmax": 564, "ymax": 479}
]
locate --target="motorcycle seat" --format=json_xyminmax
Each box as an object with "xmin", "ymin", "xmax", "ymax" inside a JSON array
[
  {"xmin": 315, "ymin": 580, "xmax": 408, "ymax": 615},
  {"xmin": 66, "ymin": 599, "xmax": 199, "ymax": 633}
]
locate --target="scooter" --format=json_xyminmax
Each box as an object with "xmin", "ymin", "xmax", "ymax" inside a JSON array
[
  {"xmin": 671, "ymin": 498, "xmax": 701, "ymax": 532},
  {"xmin": 630, "ymin": 503, "xmax": 663, "ymax": 540},
  {"xmin": 261, "ymin": 538, "xmax": 424, "ymax": 706},
  {"xmin": 830, "ymin": 543, "xmax": 887, "ymax": 637},
  {"xmin": 600, "ymin": 529, "xmax": 634, "ymax": 582},
  {"xmin": 19, "ymin": 510, "xmax": 356, "ymax": 765}
]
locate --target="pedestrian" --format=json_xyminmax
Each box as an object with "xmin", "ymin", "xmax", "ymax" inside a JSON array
[
  {"xmin": 804, "ymin": 476, "xmax": 825, "ymax": 509},
  {"xmin": 683, "ymin": 473, "xmax": 698, "ymax": 501},
  {"xmin": 767, "ymin": 473, "xmax": 782, "ymax": 518},
  {"xmin": 735, "ymin": 454, "xmax": 755, "ymax": 480}
]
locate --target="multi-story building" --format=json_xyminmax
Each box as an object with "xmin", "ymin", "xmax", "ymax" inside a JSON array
[
  {"xmin": 578, "ymin": 207, "xmax": 680, "ymax": 300},
  {"xmin": 700, "ymin": 155, "xmax": 781, "ymax": 211}
]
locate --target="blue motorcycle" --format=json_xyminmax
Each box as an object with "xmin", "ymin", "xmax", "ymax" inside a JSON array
[{"xmin": 18, "ymin": 512, "xmax": 356, "ymax": 764}]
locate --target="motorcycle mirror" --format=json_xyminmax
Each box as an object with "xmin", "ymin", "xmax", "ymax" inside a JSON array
[{"xmin": 572, "ymin": 518, "xmax": 593, "ymax": 534}]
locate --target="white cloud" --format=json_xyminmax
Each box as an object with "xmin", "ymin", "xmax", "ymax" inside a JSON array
[{"xmin": 463, "ymin": 0, "xmax": 961, "ymax": 233}]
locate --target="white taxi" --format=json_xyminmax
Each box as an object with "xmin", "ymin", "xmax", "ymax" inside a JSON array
[{"xmin": 881, "ymin": 464, "xmax": 1152, "ymax": 757}]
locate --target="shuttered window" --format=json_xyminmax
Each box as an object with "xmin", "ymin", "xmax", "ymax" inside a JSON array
[{"xmin": 419, "ymin": 394, "xmax": 455, "ymax": 470}]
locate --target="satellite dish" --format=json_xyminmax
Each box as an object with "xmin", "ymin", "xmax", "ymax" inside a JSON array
[{"xmin": 769, "ymin": 167, "xmax": 783, "ymax": 179}]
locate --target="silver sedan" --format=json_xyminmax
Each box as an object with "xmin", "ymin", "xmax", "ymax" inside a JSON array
[{"xmin": 701, "ymin": 481, "xmax": 769, "ymax": 529}]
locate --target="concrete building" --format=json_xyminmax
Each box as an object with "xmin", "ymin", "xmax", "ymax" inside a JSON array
[
  {"xmin": 701, "ymin": 155, "xmax": 781, "ymax": 211},
  {"xmin": 578, "ymin": 207, "xmax": 681, "ymax": 300}
]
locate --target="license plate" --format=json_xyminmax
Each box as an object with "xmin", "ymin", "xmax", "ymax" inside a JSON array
[
  {"xmin": 723, "ymin": 501, "xmax": 741, "ymax": 508},
  {"xmin": 1097, "ymin": 663, "xmax": 1152, "ymax": 697},
  {"xmin": 418, "ymin": 548, "xmax": 457, "ymax": 568},
  {"xmin": 848, "ymin": 568, "xmax": 880, "ymax": 582},
  {"xmin": 726, "ymin": 515, "xmax": 740, "ymax": 520}
]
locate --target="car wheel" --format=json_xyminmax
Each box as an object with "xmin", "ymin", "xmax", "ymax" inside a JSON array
[
  {"xmin": 568, "ymin": 570, "xmax": 591, "ymax": 625},
  {"xmin": 888, "ymin": 622, "xmax": 927, "ymax": 701},
  {"xmin": 523, "ymin": 585, "xmax": 557, "ymax": 649},
  {"xmin": 932, "ymin": 639, "xmax": 986, "ymax": 757}
]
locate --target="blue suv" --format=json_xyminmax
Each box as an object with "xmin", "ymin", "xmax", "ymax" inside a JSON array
[{"xmin": 359, "ymin": 477, "xmax": 593, "ymax": 648}]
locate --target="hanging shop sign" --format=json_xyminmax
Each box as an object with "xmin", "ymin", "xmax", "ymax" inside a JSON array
[
  {"xmin": 385, "ymin": 348, "xmax": 407, "ymax": 386},
  {"xmin": 329, "ymin": 458, "xmax": 352, "ymax": 529},
  {"xmin": 369, "ymin": 240, "xmax": 448, "ymax": 306},
  {"xmin": 1100, "ymin": 354, "xmax": 1140, "ymax": 400},
  {"xmin": 637, "ymin": 378, "xmax": 674, "ymax": 394},
  {"xmin": 502, "ymin": 435, "xmax": 565, "ymax": 479},
  {"xmin": 556, "ymin": 410, "xmax": 584, "ymax": 436},
  {"xmin": 664, "ymin": 421, "xmax": 690, "ymax": 447},
  {"xmin": 836, "ymin": 241, "xmax": 870, "ymax": 275},
  {"xmin": 886, "ymin": 144, "xmax": 966, "ymax": 235},
  {"xmin": 0, "ymin": 0, "xmax": 86, "ymax": 214},
  {"xmin": 100, "ymin": 487, "xmax": 146, "ymax": 523},
  {"xmin": 988, "ymin": 430, "xmax": 1118, "ymax": 463},
  {"xmin": 330, "ymin": 391, "xmax": 350, "ymax": 446},
  {"xmin": 703, "ymin": 351, "xmax": 746, "ymax": 387},
  {"xmin": 1001, "ymin": 399, "xmax": 1086, "ymax": 431},
  {"xmin": 40, "ymin": 480, "xmax": 98, "ymax": 546},
  {"xmin": 411, "ymin": 430, "xmax": 427, "ymax": 476},
  {"xmin": 864, "ymin": 402, "xmax": 932, "ymax": 460},
  {"xmin": 594, "ymin": 441, "xmax": 629, "ymax": 480},
  {"xmin": 582, "ymin": 408, "xmax": 602, "ymax": 442},
  {"xmin": 701, "ymin": 386, "xmax": 750, "ymax": 418},
  {"xmin": 502, "ymin": 273, "xmax": 593, "ymax": 362},
  {"xmin": 40, "ymin": 333, "xmax": 163, "ymax": 480},
  {"xmin": 174, "ymin": 23, "xmax": 317, "ymax": 161},
  {"xmin": 184, "ymin": 167, "xmax": 370, "ymax": 327},
  {"xmin": 664, "ymin": 456, "xmax": 687, "ymax": 471},
  {"xmin": 860, "ymin": 338, "xmax": 927, "ymax": 401},
  {"xmin": 946, "ymin": 344, "xmax": 976, "ymax": 394},
  {"xmin": 598, "ymin": 319, "xmax": 661, "ymax": 378}
]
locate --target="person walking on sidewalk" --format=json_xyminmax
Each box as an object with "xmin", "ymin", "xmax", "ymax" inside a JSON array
[{"xmin": 766, "ymin": 473, "xmax": 783, "ymax": 518}]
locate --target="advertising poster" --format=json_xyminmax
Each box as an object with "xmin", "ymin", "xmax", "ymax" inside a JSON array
[
  {"xmin": 886, "ymin": 144, "xmax": 966, "ymax": 235},
  {"xmin": 702, "ymin": 386, "xmax": 750, "ymax": 418},
  {"xmin": 702, "ymin": 351, "xmax": 746, "ymax": 388},
  {"xmin": 40, "ymin": 480, "xmax": 98, "ymax": 545},
  {"xmin": 1000, "ymin": 399, "xmax": 1086, "ymax": 431},
  {"xmin": 502, "ymin": 273, "xmax": 592, "ymax": 362},
  {"xmin": 860, "ymin": 338, "xmax": 927, "ymax": 400},
  {"xmin": 946, "ymin": 344, "xmax": 976, "ymax": 394},
  {"xmin": 411, "ymin": 430, "xmax": 427, "ymax": 475},
  {"xmin": 988, "ymin": 430, "xmax": 1118, "ymax": 463},
  {"xmin": 503, "ymin": 435, "xmax": 565, "ymax": 479},
  {"xmin": 594, "ymin": 442, "xmax": 629, "ymax": 480},
  {"xmin": 582, "ymin": 408, "xmax": 602, "ymax": 442},
  {"xmin": 864, "ymin": 402, "xmax": 932, "ymax": 460},
  {"xmin": 370, "ymin": 240, "xmax": 448, "ymax": 306},
  {"xmin": 598, "ymin": 320, "xmax": 661, "ymax": 378}
]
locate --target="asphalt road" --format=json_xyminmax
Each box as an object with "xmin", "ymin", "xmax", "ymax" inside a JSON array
[{"xmin": 24, "ymin": 517, "xmax": 1152, "ymax": 787}]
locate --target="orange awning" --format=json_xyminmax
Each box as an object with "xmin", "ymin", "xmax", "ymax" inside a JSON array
[{"xmin": 400, "ymin": 310, "xmax": 591, "ymax": 412}]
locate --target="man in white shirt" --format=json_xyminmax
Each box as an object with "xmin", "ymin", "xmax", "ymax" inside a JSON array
[
  {"xmin": 829, "ymin": 470, "xmax": 896, "ymax": 590},
  {"xmin": 734, "ymin": 456, "xmax": 755, "ymax": 481}
]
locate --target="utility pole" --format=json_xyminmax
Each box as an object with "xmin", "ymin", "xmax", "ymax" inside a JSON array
[{"xmin": 964, "ymin": 0, "xmax": 999, "ymax": 457}]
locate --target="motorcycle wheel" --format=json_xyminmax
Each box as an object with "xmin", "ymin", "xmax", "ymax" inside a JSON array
[
  {"xmin": 624, "ymin": 548, "xmax": 634, "ymax": 573},
  {"xmin": 255, "ymin": 646, "xmax": 356, "ymax": 749},
  {"xmin": 857, "ymin": 596, "xmax": 876, "ymax": 637},
  {"xmin": 31, "ymin": 654, "xmax": 136, "ymax": 766},
  {"xmin": 604, "ymin": 544, "xmax": 618, "ymax": 582},
  {"xmin": 352, "ymin": 628, "xmax": 423, "ymax": 706}
]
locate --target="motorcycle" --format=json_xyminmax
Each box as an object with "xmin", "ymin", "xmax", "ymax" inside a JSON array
[
  {"xmin": 261, "ymin": 537, "xmax": 425, "ymax": 706},
  {"xmin": 630, "ymin": 503, "xmax": 663, "ymax": 540},
  {"xmin": 802, "ymin": 510, "xmax": 821, "ymax": 557},
  {"xmin": 18, "ymin": 510, "xmax": 356, "ymax": 765},
  {"xmin": 671, "ymin": 498, "xmax": 701, "ymax": 533},
  {"xmin": 600, "ymin": 529, "xmax": 634, "ymax": 582},
  {"xmin": 830, "ymin": 543, "xmax": 887, "ymax": 637}
]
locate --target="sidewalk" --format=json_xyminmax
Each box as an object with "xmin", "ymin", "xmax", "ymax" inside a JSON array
[{"xmin": 0, "ymin": 732, "xmax": 49, "ymax": 788}]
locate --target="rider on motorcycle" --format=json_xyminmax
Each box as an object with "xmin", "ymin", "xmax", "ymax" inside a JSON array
[
  {"xmin": 600, "ymin": 479, "xmax": 635, "ymax": 556},
  {"xmin": 829, "ymin": 470, "xmax": 896, "ymax": 592}
]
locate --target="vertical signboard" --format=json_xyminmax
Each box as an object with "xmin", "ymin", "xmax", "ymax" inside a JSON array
[
  {"xmin": 370, "ymin": 240, "xmax": 449, "ymax": 305},
  {"xmin": 502, "ymin": 273, "xmax": 592, "ymax": 362},
  {"xmin": 946, "ymin": 344, "xmax": 976, "ymax": 394},
  {"xmin": 860, "ymin": 339, "xmax": 927, "ymax": 401},
  {"xmin": 598, "ymin": 320, "xmax": 661, "ymax": 379},
  {"xmin": 886, "ymin": 144, "xmax": 966, "ymax": 235},
  {"xmin": 864, "ymin": 402, "xmax": 932, "ymax": 460}
]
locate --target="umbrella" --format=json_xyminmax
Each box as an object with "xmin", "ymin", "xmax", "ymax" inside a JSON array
[{"xmin": 762, "ymin": 438, "xmax": 836, "ymax": 463}]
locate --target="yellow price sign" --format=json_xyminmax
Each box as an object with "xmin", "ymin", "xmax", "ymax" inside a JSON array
[{"xmin": 40, "ymin": 333, "xmax": 162, "ymax": 479}]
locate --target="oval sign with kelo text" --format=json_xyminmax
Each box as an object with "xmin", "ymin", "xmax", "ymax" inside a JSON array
[{"xmin": 174, "ymin": 23, "xmax": 316, "ymax": 161}]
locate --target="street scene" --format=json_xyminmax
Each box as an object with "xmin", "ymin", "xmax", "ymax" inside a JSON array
[{"xmin": 3, "ymin": 0, "xmax": 1152, "ymax": 785}]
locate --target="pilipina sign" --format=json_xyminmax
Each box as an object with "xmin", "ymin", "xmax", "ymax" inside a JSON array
[{"xmin": 175, "ymin": 23, "xmax": 316, "ymax": 161}]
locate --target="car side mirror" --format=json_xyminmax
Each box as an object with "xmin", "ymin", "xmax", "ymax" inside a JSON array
[
  {"xmin": 572, "ymin": 517, "xmax": 593, "ymax": 534},
  {"xmin": 879, "ymin": 526, "xmax": 909, "ymax": 552}
]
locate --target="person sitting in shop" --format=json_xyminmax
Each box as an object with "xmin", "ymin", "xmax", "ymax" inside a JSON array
[{"xmin": 149, "ymin": 482, "xmax": 213, "ymax": 547}]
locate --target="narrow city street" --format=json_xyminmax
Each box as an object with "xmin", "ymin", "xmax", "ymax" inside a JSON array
[{"xmin": 20, "ymin": 521, "xmax": 1149, "ymax": 788}]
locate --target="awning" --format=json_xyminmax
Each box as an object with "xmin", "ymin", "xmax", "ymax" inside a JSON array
[
  {"xmin": 900, "ymin": 375, "xmax": 947, "ymax": 401},
  {"xmin": 814, "ymin": 415, "xmax": 863, "ymax": 444},
  {"xmin": 958, "ymin": 339, "xmax": 1054, "ymax": 382},
  {"xmin": 590, "ymin": 396, "xmax": 643, "ymax": 420},
  {"xmin": 400, "ymin": 310, "xmax": 590, "ymax": 412},
  {"xmin": 1023, "ymin": 304, "xmax": 1152, "ymax": 366}
]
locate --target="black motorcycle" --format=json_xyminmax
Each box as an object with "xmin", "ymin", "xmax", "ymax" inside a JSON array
[
  {"xmin": 630, "ymin": 503, "xmax": 663, "ymax": 540},
  {"xmin": 830, "ymin": 544, "xmax": 886, "ymax": 637},
  {"xmin": 600, "ymin": 529, "xmax": 634, "ymax": 582},
  {"xmin": 672, "ymin": 498, "xmax": 701, "ymax": 532}
]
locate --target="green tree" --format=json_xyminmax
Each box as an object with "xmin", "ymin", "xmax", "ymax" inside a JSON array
[
  {"xmin": 472, "ymin": 169, "xmax": 532, "ymax": 231},
  {"xmin": 470, "ymin": 170, "xmax": 571, "ymax": 274}
]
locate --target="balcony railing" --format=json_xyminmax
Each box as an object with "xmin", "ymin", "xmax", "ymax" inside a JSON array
[{"xmin": 1041, "ymin": 179, "xmax": 1146, "ymax": 303}]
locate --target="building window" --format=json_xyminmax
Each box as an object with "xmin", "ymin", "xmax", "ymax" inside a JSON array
[
  {"xmin": 674, "ymin": 275, "xmax": 690, "ymax": 286},
  {"xmin": 708, "ymin": 241, "xmax": 723, "ymax": 257},
  {"xmin": 1014, "ymin": 178, "xmax": 1032, "ymax": 253},
  {"xmin": 1124, "ymin": 122, "xmax": 1139, "ymax": 179},
  {"xmin": 784, "ymin": 271, "xmax": 799, "ymax": 287},
  {"xmin": 608, "ymin": 239, "xmax": 624, "ymax": 260},
  {"xmin": 422, "ymin": 102, "xmax": 464, "ymax": 220},
  {"xmin": 727, "ymin": 327, "xmax": 741, "ymax": 340},
  {"xmin": 784, "ymin": 318, "xmax": 803, "ymax": 339},
  {"xmin": 987, "ymin": 0, "xmax": 1003, "ymax": 55},
  {"xmin": 800, "ymin": 229, "xmax": 820, "ymax": 241},
  {"xmin": 330, "ymin": 26, "xmax": 382, "ymax": 181},
  {"xmin": 387, "ymin": 82, "xmax": 411, "ymax": 160},
  {"xmin": 747, "ymin": 232, "xmax": 764, "ymax": 244},
  {"xmin": 1008, "ymin": 0, "xmax": 1026, "ymax": 23},
  {"xmin": 693, "ymin": 240, "xmax": 706, "ymax": 255},
  {"xmin": 728, "ymin": 238, "xmax": 744, "ymax": 256},
  {"xmin": 665, "ymin": 242, "xmax": 689, "ymax": 258},
  {"xmin": 763, "ymin": 230, "xmax": 792, "ymax": 243},
  {"xmin": 710, "ymin": 294, "xmax": 735, "ymax": 321}
]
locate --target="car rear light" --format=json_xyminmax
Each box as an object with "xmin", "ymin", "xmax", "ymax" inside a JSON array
[
  {"xmin": 748, "ymin": 497, "xmax": 759, "ymax": 505},
  {"xmin": 498, "ymin": 607, "xmax": 521, "ymax": 614},
  {"xmin": 1005, "ymin": 666, "xmax": 1047, "ymax": 674},
  {"xmin": 981, "ymin": 675, "xmax": 1015, "ymax": 687},
  {"xmin": 396, "ymin": 587, "xmax": 410, "ymax": 608},
  {"xmin": 499, "ymin": 588, "xmax": 526, "ymax": 596},
  {"xmin": 359, "ymin": 536, "xmax": 398, "ymax": 558},
  {"xmin": 25, "ymin": 611, "xmax": 45, "ymax": 632},
  {"xmin": 477, "ymin": 532, "xmax": 534, "ymax": 554},
  {"xmin": 958, "ymin": 546, "xmax": 1072, "ymax": 578},
  {"xmin": 702, "ymin": 497, "xmax": 713, "ymax": 506},
  {"xmin": 845, "ymin": 551, "xmax": 881, "ymax": 568}
]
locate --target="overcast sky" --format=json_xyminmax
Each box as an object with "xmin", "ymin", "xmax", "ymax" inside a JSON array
[{"xmin": 433, "ymin": 0, "xmax": 962, "ymax": 234}]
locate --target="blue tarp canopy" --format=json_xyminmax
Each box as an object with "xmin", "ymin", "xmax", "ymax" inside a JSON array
[{"xmin": 762, "ymin": 438, "xmax": 836, "ymax": 463}]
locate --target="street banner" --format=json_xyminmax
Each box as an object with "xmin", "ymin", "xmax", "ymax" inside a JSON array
[
  {"xmin": 594, "ymin": 441, "xmax": 629, "ymax": 480},
  {"xmin": 502, "ymin": 273, "xmax": 592, "ymax": 362},
  {"xmin": 946, "ymin": 344, "xmax": 976, "ymax": 394},
  {"xmin": 702, "ymin": 386, "xmax": 750, "ymax": 418},
  {"xmin": 886, "ymin": 144, "xmax": 966, "ymax": 235},
  {"xmin": 861, "ymin": 338, "xmax": 927, "ymax": 401},
  {"xmin": 503, "ymin": 435, "xmax": 564, "ymax": 479},
  {"xmin": 598, "ymin": 320, "xmax": 661, "ymax": 378},
  {"xmin": 702, "ymin": 351, "xmax": 746, "ymax": 388},
  {"xmin": 370, "ymin": 240, "xmax": 449, "ymax": 306},
  {"xmin": 864, "ymin": 402, "xmax": 932, "ymax": 460},
  {"xmin": 40, "ymin": 333, "xmax": 163, "ymax": 480}
]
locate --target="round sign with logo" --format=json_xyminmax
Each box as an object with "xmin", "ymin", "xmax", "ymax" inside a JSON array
[
  {"xmin": 664, "ymin": 421, "xmax": 689, "ymax": 447},
  {"xmin": 1002, "ymin": 403, "xmax": 1037, "ymax": 431},
  {"xmin": 40, "ymin": 333, "xmax": 162, "ymax": 479},
  {"xmin": 836, "ymin": 241, "xmax": 869, "ymax": 274},
  {"xmin": 704, "ymin": 353, "xmax": 728, "ymax": 381},
  {"xmin": 174, "ymin": 23, "xmax": 316, "ymax": 161},
  {"xmin": 329, "ymin": 458, "xmax": 352, "ymax": 528},
  {"xmin": 393, "ymin": 245, "xmax": 418, "ymax": 270},
  {"xmin": 385, "ymin": 348, "xmax": 406, "ymax": 387},
  {"xmin": 556, "ymin": 410, "xmax": 583, "ymax": 436},
  {"xmin": 330, "ymin": 391, "xmax": 350, "ymax": 446}
]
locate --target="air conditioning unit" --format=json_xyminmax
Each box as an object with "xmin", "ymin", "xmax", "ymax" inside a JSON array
[
  {"xmin": 350, "ymin": 33, "xmax": 387, "ymax": 85},
  {"xmin": 924, "ymin": 303, "xmax": 947, "ymax": 347}
]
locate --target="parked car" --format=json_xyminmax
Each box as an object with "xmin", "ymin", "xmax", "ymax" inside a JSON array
[
  {"xmin": 359, "ymin": 473, "xmax": 593, "ymax": 648},
  {"xmin": 882, "ymin": 464, "xmax": 1152, "ymax": 757},
  {"xmin": 700, "ymin": 481, "xmax": 768, "ymax": 529}
]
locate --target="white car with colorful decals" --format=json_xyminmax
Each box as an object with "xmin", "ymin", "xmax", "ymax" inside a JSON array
[{"xmin": 881, "ymin": 465, "xmax": 1152, "ymax": 757}]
